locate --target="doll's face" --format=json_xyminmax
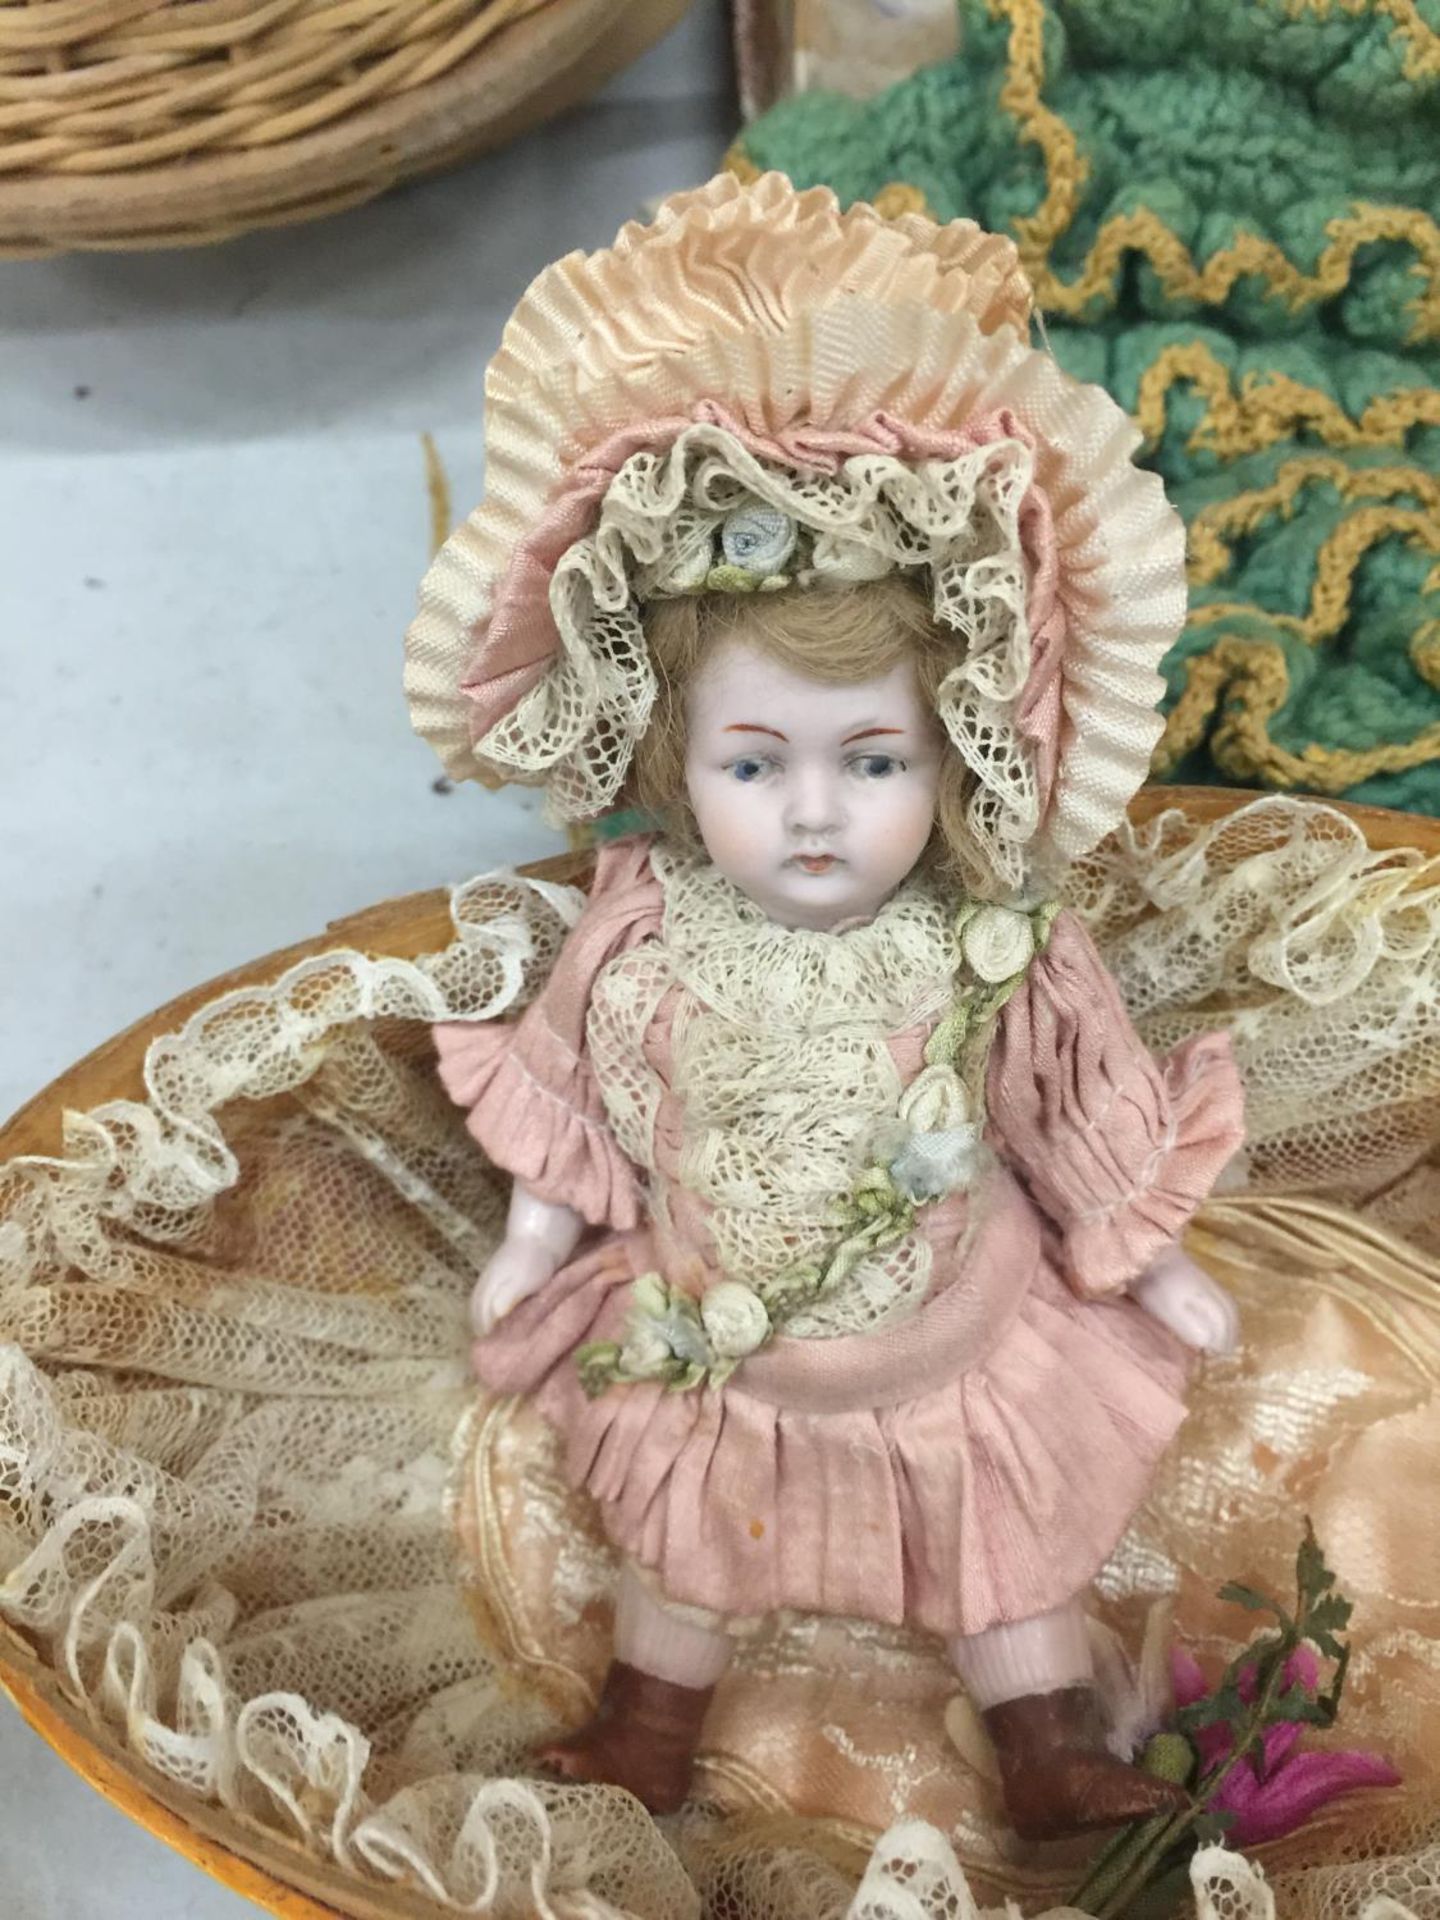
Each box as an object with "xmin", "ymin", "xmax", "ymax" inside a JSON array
[{"xmin": 684, "ymin": 638, "xmax": 944, "ymax": 931}]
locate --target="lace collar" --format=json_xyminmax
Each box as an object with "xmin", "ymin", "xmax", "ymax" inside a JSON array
[{"xmin": 650, "ymin": 841, "xmax": 959, "ymax": 1032}]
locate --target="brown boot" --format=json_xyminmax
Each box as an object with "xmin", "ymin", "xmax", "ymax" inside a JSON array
[
  {"xmin": 983, "ymin": 1687, "xmax": 1189, "ymax": 1842},
  {"xmin": 535, "ymin": 1661, "xmax": 713, "ymax": 1815}
]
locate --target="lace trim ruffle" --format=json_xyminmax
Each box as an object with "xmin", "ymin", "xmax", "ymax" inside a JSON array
[
  {"xmin": 650, "ymin": 841, "xmax": 958, "ymax": 1031},
  {"xmin": 474, "ymin": 422, "xmax": 1042, "ymax": 894}
]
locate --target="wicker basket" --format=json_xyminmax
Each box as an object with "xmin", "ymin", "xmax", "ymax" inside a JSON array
[
  {"xmin": 1, "ymin": 790, "xmax": 1437, "ymax": 1917},
  {"xmin": 0, "ymin": 0, "xmax": 689, "ymax": 258}
]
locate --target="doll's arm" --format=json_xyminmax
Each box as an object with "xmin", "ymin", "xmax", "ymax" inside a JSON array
[
  {"xmin": 435, "ymin": 838, "xmax": 664, "ymax": 1244},
  {"xmin": 987, "ymin": 912, "xmax": 1246, "ymax": 1303},
  {"xmin": 1126, "ymin": 1243, "xmax": 1239, "ymax": 1354},
  {"xmin": 471, "ymin": 1181, "xmax": 585, "ymax": 1337}
]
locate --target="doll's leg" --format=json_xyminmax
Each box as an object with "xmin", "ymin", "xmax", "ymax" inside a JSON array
[
  {"xmin": 950, "ymin": 1603, "xmax": 1187, "ymax": 1842},
  {"xmin": 536, "ymin": 1564, "xmax": 732, "ymax": 1813},
  {"xmin": 613, "ymin": 1562, "xmax": 737, "ymax": 1686},
  {"xmin": 949, "ymin": 1600, "xmax": 1093, "ymax": 1706}
]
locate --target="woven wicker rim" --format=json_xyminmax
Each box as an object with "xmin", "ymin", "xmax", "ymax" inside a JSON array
[
  {"xmin": 2, "ymin": 791, "xmax": 1436, "ymax": 1914},
  {"xmin": 0, "ymin": 0, "xmax": 688, "ymax": 255}
]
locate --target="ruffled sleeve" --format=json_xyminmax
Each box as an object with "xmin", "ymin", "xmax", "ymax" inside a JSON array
[
  {"xmin": 986, "ymin": 910, "xmax": 1245, "ymax": 1299},
  {"xmin": 432, "ymin": 836, "xmax": 663, "ymax": 1230}
]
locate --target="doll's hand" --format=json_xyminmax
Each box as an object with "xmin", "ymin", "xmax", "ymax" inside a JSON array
[
  {"xmin": 471, "ymin": 1237, "xmax": 560, "ymax": 1340},
  {"xmin": 470, "ymin": 1184, "xmax": 585, "ymax": 1355},
  {"xmin": 1128, "ymin": 1245, "xmax": 1240, "ymax": 1355}
]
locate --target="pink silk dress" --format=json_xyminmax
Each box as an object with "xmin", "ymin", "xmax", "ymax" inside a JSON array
[{"xmin": 435, "ymin": 837, "xmax": 1245, "ymax": 1638}]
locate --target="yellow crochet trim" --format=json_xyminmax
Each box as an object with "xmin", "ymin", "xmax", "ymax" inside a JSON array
[
  {"xmin": 1156, "ymin": 635, "xmax": 1440, "ymax": 790},
  {"xmin": 1412, "ymin": 620, "xmax": 1440, "ymax": 691},
  {"xmin": 1161, "ymin": 473, "xmax": 1440, "ymax": 785},
  {"xmin": 1189, "ymin": 457, "xmax": 1440, "ymax": 601},
  {"xmin": 1185, "ymin": 602, "xmax": 1311, "ymax": 642},
  {"xmin": 984, "ymin": 0, "xmax": 1440, "ymax": 341},
  {"xmin": 1135, "ymin": 343, "xmax": 1440, "ymax": 458},
  {"xmin": 724, "ymin": 142, "xmax": 760, "ymax": 185},
  {"xmin": 988, "ymin": 0, "xmax": 1086, "ymax": 263},
  {"xmin": 1305, "ymin": 504, "xmax": 1435, "ymax": 643},
  {"xmin": 872, "ymin": 182, "xmax": 931, "ymax": 219},
  {"xmin": 723, "ymin": 143, "xmax": 931, "ymax": 225},
  {"xmin": 1288, "ymin": 0, "xmax": 1440, "ymax": 82},
  {"xmin": 1188, "ymin": 504, "xmax": 1437, "ymax": 649},
  {"xmin": 730, "ymin": 5, "xmax": 1440, "ymax": 339},
  {"xmin": 1166, "ymin": 461, "xmax": 1440, "ymax": 784},
  {"xmin": 733, "ymin": 0, "xmax": 1440, "ymax": 337}
]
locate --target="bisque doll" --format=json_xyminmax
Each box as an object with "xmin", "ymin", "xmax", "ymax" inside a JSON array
[{"xmin": 405, "ymin": 174, "xmax": 1246, "ymax": 1841}]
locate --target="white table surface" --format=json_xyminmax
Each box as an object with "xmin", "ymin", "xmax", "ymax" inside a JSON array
[{"xmin": 0, "ymin": 3, "xmax": 732, "ymax": 1907}]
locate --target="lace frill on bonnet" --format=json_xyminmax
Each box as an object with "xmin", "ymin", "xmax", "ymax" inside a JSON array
[
  {"xmin": 480, "ymin": 421, "xmax": 1045, "ymax": 890},
  {"xmin": 404, "ymin": 173, "xmax": 1188, "ymax": 885}
]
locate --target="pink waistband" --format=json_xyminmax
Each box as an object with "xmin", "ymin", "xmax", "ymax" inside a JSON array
[{"xmin": 731, "ymin": 1172, "xmax": 1041, "ymax": 1415}]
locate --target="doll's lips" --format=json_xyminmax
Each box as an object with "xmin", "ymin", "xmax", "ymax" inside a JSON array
[{"xmin": 790, "ymin": 854, "xmax": 842, "ymax": 874}]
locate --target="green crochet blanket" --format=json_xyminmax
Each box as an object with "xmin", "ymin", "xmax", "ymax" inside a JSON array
[{"xmin": 732, "ymin": 0, "xmax": 1440, "ymax": 811}]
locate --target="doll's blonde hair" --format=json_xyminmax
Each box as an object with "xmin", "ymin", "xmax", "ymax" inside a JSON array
[{"xmin": 631, "ymin": 574, "xmax": 983, "ymax": 895}]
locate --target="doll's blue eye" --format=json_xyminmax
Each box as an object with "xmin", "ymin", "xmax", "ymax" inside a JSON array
[
  {"xmin": 729, "ymin": 757, "xmax": 771, "ymax": 783},
  {"xmin": 853, "ymin": 753, "xmax": 902, "ymax": 779}
]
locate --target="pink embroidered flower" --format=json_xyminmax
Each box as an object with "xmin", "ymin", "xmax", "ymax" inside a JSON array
[{"xmin": 1172, "ymin": 1643, "xmax": 1400, "ymax": 1846}]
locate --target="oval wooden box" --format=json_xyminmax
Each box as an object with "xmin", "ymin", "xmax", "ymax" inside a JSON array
[
  {"xmin": 1, "ymin": 786, "xmax": 1436, "ymax": 1917},
  {"xmin": 0, "ymin": 0, "xmax": 689, "ymax": 258}
]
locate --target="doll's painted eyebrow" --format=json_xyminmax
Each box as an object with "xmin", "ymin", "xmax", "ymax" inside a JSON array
[
  {"xmin": 723, "ymin": 724, "xmax": 789, "ymax": 740},
  {"xmin": 842, "ymin": 727, "xmax": 905, "ymax": 743}
]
